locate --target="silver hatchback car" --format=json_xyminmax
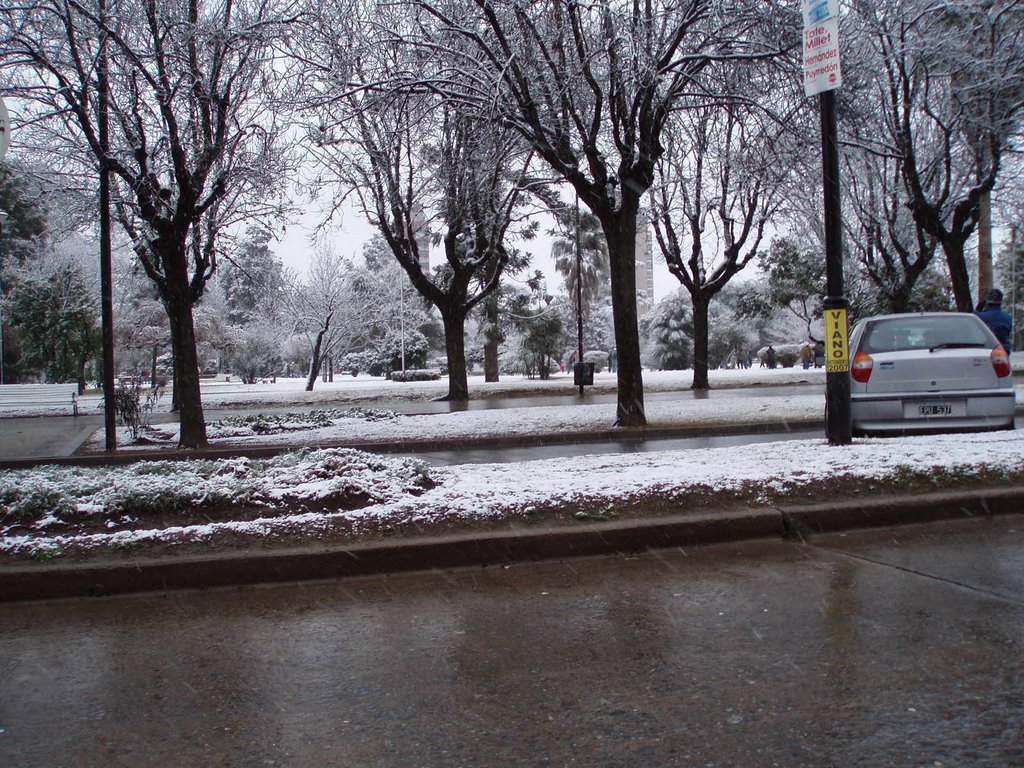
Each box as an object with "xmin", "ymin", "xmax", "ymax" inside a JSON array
[{"xmin": 848, "ymin": 312, "xmax": 1015, "ymax": 436}]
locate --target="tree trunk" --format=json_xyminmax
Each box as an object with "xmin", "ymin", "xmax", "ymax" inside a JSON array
[
  {"xmin": 150, "ymin": 345, "xmax": 158, "ymax": 388},
  {"xmin": 441, "ymin": 310, "xmax": 469, "ymax": 401},
  {"xmin": 977, "ymin": 189, "xmax": 992, "ymax": 305},
  {"xmin": 483, "ymin": 295, "xmax": 500, "ymax": 382},
  {"xmin": 942, "ymin": 238, "xmax": 974, "ymax": 312},
  {"xmin": 165, "ymin": 295, "xmax": 207, "ymax": 449},
  {"xmin": 602, "ymin": 214, "xmax": 646, "ymax": 427},
  {"xmin": 306, "ymin": 328, "xmax": 326, "ymax": 392},
  {"xmin": 170, "ymin": 349, "xmax": 180, "ymax": 412},
  {"xmin": 691, "ymin": 294, "xmax": 711, "ymax": 391}
]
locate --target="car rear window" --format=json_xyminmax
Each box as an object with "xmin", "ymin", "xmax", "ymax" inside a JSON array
[{"xmin": 860, "ymin": 315, "xmax": 994, "ymax": 353}]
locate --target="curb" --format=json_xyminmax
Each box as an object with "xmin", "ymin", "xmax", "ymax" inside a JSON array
[{"xmin": 2, "ymin": 485, "xmax": 1021, "ymax": 603}]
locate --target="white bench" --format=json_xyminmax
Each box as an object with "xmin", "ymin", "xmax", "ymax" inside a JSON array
[{"xmin": 0, "ymin": 383, "xmax": 79, "ymax": 415}]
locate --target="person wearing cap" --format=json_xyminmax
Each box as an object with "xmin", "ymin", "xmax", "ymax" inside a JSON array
[{"xmin": 975, "ymin": 288, "xmax": 1013, "ymax": 350}]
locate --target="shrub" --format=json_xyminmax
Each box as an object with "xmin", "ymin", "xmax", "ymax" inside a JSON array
[
  {"xmin": 583, "ymin": 350, "xmax": 609, "ymax": 373},
  {"xmin": 114, "ymin": 378, "xmax": 165, "ymax": 440},
  {"xmin": 389, "ymin": 369, "xmax": 442, "ymax": 382}
]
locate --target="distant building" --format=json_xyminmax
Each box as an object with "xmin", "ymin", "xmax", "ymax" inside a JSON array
[
  {"xmin": 410, "ymin": 204, "xmax": 430, "ymax": 274},
  {"xmin": 635, "ymin": 219, "xmax": 655, "ymax": 317}
]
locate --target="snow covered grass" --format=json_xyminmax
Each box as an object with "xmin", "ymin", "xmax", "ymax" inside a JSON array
[
  {"xmin": 3, "ymin": 364, "xmax": 1023, "ymax": 563},
  {"xmin": 104, "ymin": 393, "xmax": 825, "ymax": 451},
  {"xmin": 3, "ymin": 430, "xmax": 1023, "ymax": 561},
  {"xmin": 30, "ymin": 366, "xmax": 829, "ymax": 417}
]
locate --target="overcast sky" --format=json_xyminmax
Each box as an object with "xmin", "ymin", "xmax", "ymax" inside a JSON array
[{"xmin": 273, "ymin": 192, "xmax": 679, "ymax": 303}]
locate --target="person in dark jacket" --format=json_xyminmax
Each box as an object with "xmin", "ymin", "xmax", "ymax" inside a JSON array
[{"xmin": 976, "ymin": 288, "xmax": 1013, "ymax": 350}]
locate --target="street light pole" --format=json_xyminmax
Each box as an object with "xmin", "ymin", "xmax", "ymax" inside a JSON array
[
  {"xmin": 820, "ymin": 89, "xmax": 851, "ymax": 445},
  {"xmin": 0, "ymin": 210, "xmax": 7, "ymax": 385},
  {"xmin": 803, "ymin": 0, "xmax": 851, "ymax": 445},
  {"xmin": 575, "ymin": 193, "xmax": 584, "ymax": 397},
  {"xmin": 400, "ymin": 278, "xmax": 406, "ymax": 374},
  {"xmin": 0, "ymin": 96, "xmax": 11, "ymax": 386},
  {"xmin": 98, "ymin": 0, "xmax": 117, "ymax": 451}
]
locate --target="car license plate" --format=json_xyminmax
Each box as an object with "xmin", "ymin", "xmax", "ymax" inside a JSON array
[
  {"xmin": 904, "ymin": 400, "xmax": 965, "ymax": 418},
  {"xmin": 917, "ymin": 403, "xmax": 952, "ymax": 416}
]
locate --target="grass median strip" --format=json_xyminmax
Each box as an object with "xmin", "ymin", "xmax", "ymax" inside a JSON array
[{"xmin": 4, "ymin": 429, "xmax": 1024, "ymax": 564}]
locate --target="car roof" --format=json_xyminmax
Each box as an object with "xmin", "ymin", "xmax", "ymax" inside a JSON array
[{"xmin": 857, "ymin": 311, "xmax": 978, "ymax": 323}]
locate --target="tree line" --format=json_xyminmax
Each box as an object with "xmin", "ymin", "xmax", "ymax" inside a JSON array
[{"xmin": 0, "ymin": 0, "xmax": 1021, "ymax": 447}]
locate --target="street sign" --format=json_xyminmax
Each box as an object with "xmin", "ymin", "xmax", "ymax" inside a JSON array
[
  {"xmin": 803, "ymin": 0, "xmax": 838, "ymax": 26},
  {"xmin": 0, "ymin": 97, "xmax": 10, "ymax": 159},
  {"xmin": 803, "ymin": 1, "xmax": 842, "ymax": 97},
  {"xmin": 824, "ymin": 308, "xmax": 849, "ymax": 373}
]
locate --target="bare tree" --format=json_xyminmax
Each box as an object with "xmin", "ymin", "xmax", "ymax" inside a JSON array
[
  {"xmin": 303, "ymin": 44, "xmax": 534, "ymax": 400},
  {"xmin": 284, "ymin": 246, "xmax": 362, "ymax": 391},
  {"xmin": 649, "ymin": 59, "xmax": 799, "ymax": 390},
  {"xmin": 842, "ymin": 148, "xmax": 943, "ymax": 313},
  {"xmin": 847, "ymin": 0, "xmax": 1024, "ymax": 311},
  {"xmin": 0, "ymin": 0, "xmax": 300, "ymax": 447},
  {"xmin": 405, "ymin": 0, "xmax": 791, "ymax": 425}
]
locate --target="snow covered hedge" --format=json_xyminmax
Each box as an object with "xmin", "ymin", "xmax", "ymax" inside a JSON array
[{"xmin": 0, "ymin": 448, "xmax": 434, "ymax": 536}]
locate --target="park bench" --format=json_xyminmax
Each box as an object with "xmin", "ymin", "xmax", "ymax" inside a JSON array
[{"xmin": 0, "ymin": 383, "xmax": 79, "ymax": 416}]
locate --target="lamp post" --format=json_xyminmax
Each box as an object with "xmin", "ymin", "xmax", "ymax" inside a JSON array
[
  {"xmin": 0, "ymin": 210, "xmax": 7, "ymax": 385},
  {"xmin": 1, "ymin": 96, "xmax": 11, "ymax": 386},
  {"xmin": 803, "ymin": 0, "xmax": 851, "ymax": 445},
  {"xmin": 575, "ymin": 193, "xmax": 584, "ymax": 397},
  {"xmin": 400, "ymin": 276, "xmax": 406, "ymax": 374}
]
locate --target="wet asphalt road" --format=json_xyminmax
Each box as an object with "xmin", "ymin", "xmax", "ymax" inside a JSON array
[{"xmin": 3, "ymin": 515, "xmax": 1023, "ymax": 767}]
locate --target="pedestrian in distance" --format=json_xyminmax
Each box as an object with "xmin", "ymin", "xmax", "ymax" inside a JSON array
[
  {"xmin": 813, "ymin": 341, "xmax": 825, "ymax": 368},
  {"xmin": 766, "ymin": 345, "xmax": 777, "ymax": 369},
  {"xmin": 975, "ymin": 288, "xmax": 1013, "ymax": 351},
  {"xmin": 799, "ymin": 342, "xmax": 812, "ymax": 370}
]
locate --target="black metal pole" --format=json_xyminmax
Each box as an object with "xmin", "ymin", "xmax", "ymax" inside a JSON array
[
  {"xmin": 819, "ymin": 89, "xmax": 851, "ymax": 445},
  {"xmin": 98, "ymin": 0, "xmax": 117, "ymax": 451},
  {"xmin": 0, "ymin": 212, "xmax": 6, "ymax": 385},
  {"xmin": 575, "ymin": 194, "xmax": 584, "ymax": 397}
]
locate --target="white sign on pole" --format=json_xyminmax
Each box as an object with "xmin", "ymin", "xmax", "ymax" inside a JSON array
[
  {"xmin": 803, "ymin": 1, "xmax": 842, "ymax": 97},
  {"xmin": 0, "ymin": 97, "xmax": 10, "ymax": 159}
]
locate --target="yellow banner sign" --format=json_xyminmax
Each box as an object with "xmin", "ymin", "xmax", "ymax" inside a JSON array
[{"xmin": 824, "ymin": 308, "xmax": 849, "ymax": 373}]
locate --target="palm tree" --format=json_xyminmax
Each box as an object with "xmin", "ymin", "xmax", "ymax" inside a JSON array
[{"xmin": 551, "ymin": 209, "xmax": 610, "ymax": 321}]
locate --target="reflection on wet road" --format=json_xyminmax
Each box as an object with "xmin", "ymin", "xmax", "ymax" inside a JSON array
[
  {"xmin": 416, "ymin": 427, "xmax": 824, "ymax": 465},
  {"xmin": 2, "ymin": 516, "xmax": 1022, "ymax": 767}
]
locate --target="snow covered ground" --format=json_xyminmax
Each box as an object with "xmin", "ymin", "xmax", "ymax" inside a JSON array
[
  {"xmin": 3, "ymin": 430, "xmax": 1023, "ymax": 558},
  {"xmin": 2, "ymin": 365, "xmax": 1023, "ymax": 559},
  {"xmin": 89, "ymin": 366, "xmax": 830, "ymax": 412}
]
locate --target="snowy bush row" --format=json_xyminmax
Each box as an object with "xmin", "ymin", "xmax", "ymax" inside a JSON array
[
  {"xmin": 389, "ymin": 369, "xmax": 443, "ymax": 382},
  {"xmin": 207, "ymin": 408, "xmax": 398, "ymax": 438},
  {"xmin": 0, "ymin": 448, "xmax": 433, "ymax": 532}
]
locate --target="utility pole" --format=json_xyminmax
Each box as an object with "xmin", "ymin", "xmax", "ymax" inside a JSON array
[
  {"xmin": 400, "ymin": 278, "xmax": 406, "ymax": 374},
  {"xmin": 803, "ymin": 0, "xmax": 851, "ymax": 445},
  {"xmin": 0, "ymin": 97, "xmax": 11, "ymax": 386},
  {"xmin": 98, "ymin": 0, "xmax": 117, "ymax": 450},
  {"xmin": 575, "ymin": 193, "xmax": 584, "ymax": 397},
  {"xmin": 0, "ymin": 211, "xmax": 7, "ymax": 385}
]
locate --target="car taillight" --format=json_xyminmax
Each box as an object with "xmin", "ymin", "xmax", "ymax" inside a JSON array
[
  {"xmin": 991, "ymin": 347, "xmax": 1011, "ymax": 378},
  {"xmin": 851, "ymin": 351, "xmax": 873, "ymax": 383}
]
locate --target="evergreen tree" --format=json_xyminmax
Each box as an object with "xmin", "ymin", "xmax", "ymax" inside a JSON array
[
  {"xmin": 6, "ymin": 255, "xmax": 100, "ymax": 389},
  {"xmin": 642, "ymin": 289, "xmax": 693, "ymax": 371},
  {"xmin": 221, "ymin": 228, "xmax": 286, "ymax": 326}
]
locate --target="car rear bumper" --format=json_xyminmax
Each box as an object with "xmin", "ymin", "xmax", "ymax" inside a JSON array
[{"xmin": 850, "ymin": 389, "xmax": 1016, "ymax": 435}]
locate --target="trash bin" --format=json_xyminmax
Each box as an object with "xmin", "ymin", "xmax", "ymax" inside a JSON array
[{"xmin": 573, "ymin": 361, "xmax": 595, "ymax": 386}]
